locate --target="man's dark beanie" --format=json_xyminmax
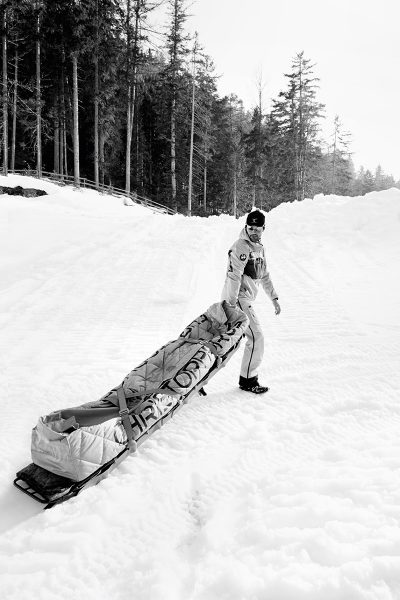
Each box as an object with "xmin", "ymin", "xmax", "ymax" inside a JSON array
[{"xmin": 246, "ymin": 209, "xmax": 265, "ymax": 227}]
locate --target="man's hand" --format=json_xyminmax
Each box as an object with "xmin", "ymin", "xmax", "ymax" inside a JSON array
[{"xmin": 272, "ymin": 299, "xmax": 281, "ymax": 315}]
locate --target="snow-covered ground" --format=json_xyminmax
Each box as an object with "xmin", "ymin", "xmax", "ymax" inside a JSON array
[{"xmin": 1, "ymin": 174, "xmax": 400, "ymax": 600}]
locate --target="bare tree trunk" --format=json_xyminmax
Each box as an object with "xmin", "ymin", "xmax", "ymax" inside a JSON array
[
  {"xmin": 135, "ymin": 92, "xmax": 141, "ymax": 191},
  {"xmin": 203, "ymin": 119, "xmax": 209, "ymax": 213},
  {"xmin": 2, "ymin": 8, "xmax": 8, "ymax": 175},
  {"xmin": 125, "ymin": 0, "xmax": 140, "ymax": 195},
  {"xmin": 11, "ymin": 46, "xmax": 18, "ymax": 171},
  {"xmin": 203, "ymin": 158, "xmax": 207, "ymax": 212},
  {"xmin": 137, "ymin": 118, "xmax": 144, "ymax": 193},
  {"xmin": 187, "ymin": 34, "xmax": 197, "ymax": 217},
  {"xmin": 124, "ymin": 0, "xmax": 132, "ymax": 193},
  {"xmin": 297, "ymin": 58, "xmax": 305, "ymax": 201},
  {"xmin": 59, "ymin": 109, "xmax": 64, "ymax": 177},
  {"xmin": 72, "ymin": 52, "xmax": 80, "ymax": 186},
  {"xmin": 60, "ymin": 50, "xmax": 66, "ymax": 177},
  {"xmin": 99, "ymin": 128, "xmax": 105, "ymax": 185},
  {"xmin": 148, "ymin": 148, "xmax": 153, "ymax": 188},
  {"xmin": 171, "ymin": 93, "xmax": 177, "ymax": 209},
  {"xmin": 256, "ymin": 81, "xmax": 263, "ymax": 206},
  {"xmin": 290, "ymin": 94, "xmax": 299, "ymax": 202},
  {"xmin": 94, "ymin": 54, "xmax": 99, "ymax": 188},
  {"xmin": 130, "ymin": 2, "xmax": 139, "ymax": 187},
  {"xmin": 36, "ymin": 6, "xmax": 42, "ymax": 177},
  {"xmin": 169, "ymin": 0, "xmax": 180, "ymax": 212},
  {"xmin": 59, "ymin": 117, "xmax": 64, "ymax": 176},
  {"xmin": 233, "ymin": 170, "xmax": 237, "ymax": 218},
  {"xmin": 61, "ymin": 110, "xmax": 67, "ymax": 177},
  {"xmin": 187, "ymin": 75, "xmax": 195, "ymax": 216},
  {"xmin": 331, "ymin": 116, "xmax": 338, "ymax": 193},
  {"xmin": 53, "ymin": 98, "xmax": 60, "ymax": 174},
  {"xmin": 228, "ymin": 97, "xmax": 239, "ymax": 216},
  {"xmin": 125, "ymin": 86, "xmax": 132, "ymax": 193},
  {"xmin": 93, "ymin": 0, "xmax": 99, "ymax": 188}
]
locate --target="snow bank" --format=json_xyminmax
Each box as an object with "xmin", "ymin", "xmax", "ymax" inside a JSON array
[{"xmin": 1, "ymin": 175, "xmax": 400, "ymax": 600}]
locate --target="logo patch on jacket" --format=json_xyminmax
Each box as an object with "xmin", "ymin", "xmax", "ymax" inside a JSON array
[
  {"xmin": 240, "ymin": 254, "xmax": 247, "ymax": 261},
  {"xmin": 244, "ymin": 250, "xmax": 265, "ymax": 279}
]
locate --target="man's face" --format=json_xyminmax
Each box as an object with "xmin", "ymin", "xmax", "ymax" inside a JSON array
[{"xmin": 247, "ymin": 225, "xmax": 264, "ymax": 243}]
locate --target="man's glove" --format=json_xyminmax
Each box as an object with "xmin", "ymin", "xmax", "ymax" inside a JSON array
[{"xmin": 272, "ymin": 299, "xmax": 281, "ymax": 315}]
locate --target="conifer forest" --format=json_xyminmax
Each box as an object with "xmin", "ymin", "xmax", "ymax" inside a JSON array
[{"xmin": 1, "ymin": 0, "xmax": 399, "ymax": 215}]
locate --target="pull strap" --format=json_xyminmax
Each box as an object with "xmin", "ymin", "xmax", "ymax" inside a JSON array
[
  {"xmin": 108, "ymin": 385, "xmax": 181, "ymax": 410},
  {"xmin": 116, "ymin": 386, "xmax": 134, "ymax": 448}
]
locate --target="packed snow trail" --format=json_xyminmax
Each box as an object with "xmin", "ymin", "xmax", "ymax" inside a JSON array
[{"xmin": 1, "ymin": 175, "xmax": 400, "ymax": 600}]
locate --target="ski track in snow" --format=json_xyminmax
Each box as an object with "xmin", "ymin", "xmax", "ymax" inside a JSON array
[{"xmin": 1, "ymin": 176, "xmax": 400, "ymax": 600}]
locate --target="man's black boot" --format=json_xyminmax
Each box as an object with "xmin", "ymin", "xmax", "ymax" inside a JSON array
[{"xmin": 239, "ymin": 375, "xmax": 269, "ymax": 394}]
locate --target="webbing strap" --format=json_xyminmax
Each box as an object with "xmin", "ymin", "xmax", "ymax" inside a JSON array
[
  {"xmin": 183, "ymin": 338, "xmax": 220, "ymax": 358},
  {"xmin": 116, "ymin": 386, "xmax": 134, "ymax": 448},
  {"xmin": 108, "ymin": 385, "xmax": 181, "ymax": 409},
  {"xmin": 123, "ymin": 386, "xmax": 180, "ymax": 400}
]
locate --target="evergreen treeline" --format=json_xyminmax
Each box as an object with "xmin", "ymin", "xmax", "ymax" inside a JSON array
[{"xmin": 1, "ymin": 0, "xmax": 398, "ymax": 215}]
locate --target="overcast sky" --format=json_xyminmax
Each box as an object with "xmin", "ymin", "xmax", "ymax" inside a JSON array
[{"xmin": 179, "ymin": 0, "xmax": 400, "ymax": 179}]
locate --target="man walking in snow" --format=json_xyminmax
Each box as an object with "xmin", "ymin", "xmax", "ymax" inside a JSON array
[{"xmin": 222, "ymin": 209, "xmax": 281, "ymax": 394}]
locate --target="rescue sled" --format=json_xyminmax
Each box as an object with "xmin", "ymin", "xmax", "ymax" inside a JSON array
[{"xmin": 14, "ymin": 302, "xmax": 248, "ymax": 508}]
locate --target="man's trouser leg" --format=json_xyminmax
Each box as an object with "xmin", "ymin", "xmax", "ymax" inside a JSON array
[{"xmin": 238, "ymin": 298, "xmax": 264, "ymax": 380}]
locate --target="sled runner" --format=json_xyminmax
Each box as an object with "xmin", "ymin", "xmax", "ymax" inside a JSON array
[{"xmin": 14, "ymin": 302, "xmax": 248, "ymax": 508}]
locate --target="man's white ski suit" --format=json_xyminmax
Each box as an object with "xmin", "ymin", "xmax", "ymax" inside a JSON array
[{"xmin": 222, "ymin": 227, "xmax": 278, "ymax": 379}]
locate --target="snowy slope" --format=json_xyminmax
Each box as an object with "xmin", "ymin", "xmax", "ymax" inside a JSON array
[{"xmin": 1, "ymin": 174, "xmax": 400, "ymax": 600}]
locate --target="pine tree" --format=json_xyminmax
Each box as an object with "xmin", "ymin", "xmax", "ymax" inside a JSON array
[
  {"xmin": 79, "ymin": 0, "xmax": 123, "ymax": 187},
  {"xmin": 268, "ymin": 86, "xmax": 297, "ymax": 203},
  {"xmin": 272, "ymin": 52, "xmax": 325, "ymax": 202},
  {"xmin": 165, "ymin": 0, "xmax": 190, "ymax": 211},
  {"xmin": 187, "ymin": 41, "xmax": 217, "ymax": 215},
  {"xmin": 362, "ymin": 169, "xmax": 375, "ymax": 194},
  {"xmin": 206, "ymin": 94, "xmax": 250, "ymax": 215},
  {"xmin": 319, "ymin": 115, "xmax": 353, "ymax": 195},
  {"xmin": 244, "ymin": 104, "xmax": 264, "ymax": 207},
  {"xmin": 1, "ymin": 1, "xmax": 8, "ymax": 174},
  {"xmin": 373, "ymin": 165, "xmax": 397, "ymax": 191},
  {"xmin": 328, "ymin": 115, "xmax": 352, "ymax": 194},
  {"xmin": 227, "ymin": 96, "xmax": 250, "ymax": 216},
  {"xmin": 262, "ymin": 111, "xmax": 292, "ymax": 208}
]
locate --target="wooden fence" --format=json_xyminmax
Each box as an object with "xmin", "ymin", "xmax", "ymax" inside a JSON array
[{"xmin": 7, "ymin": 169, "xmax": 176, "ymax": 215}]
